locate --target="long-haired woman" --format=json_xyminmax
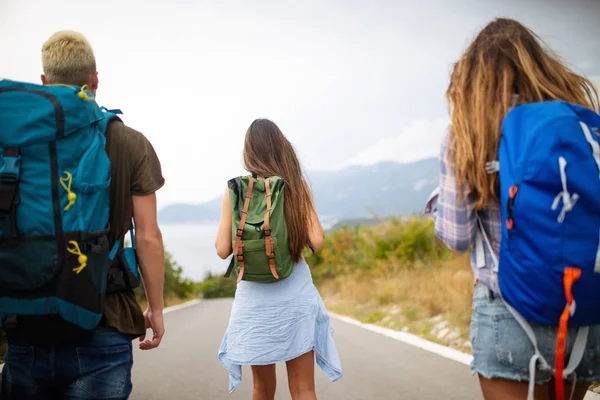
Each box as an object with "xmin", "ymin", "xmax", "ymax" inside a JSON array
[
  {"xmin": 430, "ymin": 17, "xmax": 600, "ymax": 400},
  {"xmin": 215, "ymin": 118, "xmax": 342, "ymax": 400}
]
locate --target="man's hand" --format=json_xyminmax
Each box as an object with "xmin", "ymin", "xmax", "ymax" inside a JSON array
[{"xmin": 139, "ymin": 308, "xmax": 165, "ymax": 350}]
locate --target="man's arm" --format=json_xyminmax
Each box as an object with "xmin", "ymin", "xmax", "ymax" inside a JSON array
[{"xmin": 133, "ymin": 192, "xmax": 165, "ymax": 350}]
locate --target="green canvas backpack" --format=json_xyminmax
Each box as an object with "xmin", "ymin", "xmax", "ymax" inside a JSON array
[{"xmin": 224, "ymin": 175, "xmax": 295, "ymax": 283}]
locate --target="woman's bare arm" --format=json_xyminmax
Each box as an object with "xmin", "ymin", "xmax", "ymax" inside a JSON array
[
  {"xmin": 215, "ymin": 188, "xmax": 233, "ymax": 259},
  {"xmin": 307, "ymin": 191, "xmax": 325, "ymax": 251}
]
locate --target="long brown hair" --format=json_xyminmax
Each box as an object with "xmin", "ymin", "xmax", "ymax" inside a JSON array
[
  {"xmin": 446, "ymin": 17, "xmax": 599, "ymax": 210},
  {"xmin": 243, "ymin": 119, "xmax": 316, "ymax": 262}
]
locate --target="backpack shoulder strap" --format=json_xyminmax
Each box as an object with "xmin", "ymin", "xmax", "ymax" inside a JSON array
[
  {"xmin": 109, "ymin": 220, "xmax": 135, "ymax": 261},
  {"xmin": 475, "ymin": 214, "xmax": 498, "ymax": 271},
  {"xmin": 231, "ymin": 176, "xmax": 254, "ymax": 282},
  {"xmin": 264, "ymin": 177, "xmax": 279, "ymax": 280},
  {"xmin": 97, "ymin": 107, "xmax": 123, "ymax": 135}
]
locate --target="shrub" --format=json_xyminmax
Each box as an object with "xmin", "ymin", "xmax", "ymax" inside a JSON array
[
  {"xmin": 305, "ymin": 217, "xmax": 452, "ymax": 278},
  {"xmin": 135, "ymin": 248, "xmax": 198, "ymax": 302},
  {"xmin": 197, "ymin": 273, "xmax": 237, "ymax": 299}
]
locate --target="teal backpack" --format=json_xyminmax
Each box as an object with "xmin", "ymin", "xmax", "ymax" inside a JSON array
[
  {"xmin": 224, "ymin": 175, "xmax": 295, "ymax": 283},
  {"xmin": 0, "ymin": 79, "xmax": 139, "ymax": 332}
]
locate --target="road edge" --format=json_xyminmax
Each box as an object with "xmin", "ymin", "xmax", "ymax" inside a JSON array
[
  {"xmin": 329, "ymin": 311, "xmax": 473, "ymax": 366},
  {"xmin": 328, "ymin": 311, "xmax": 600, "ymax": 399},
  {"xmin": 163, "ymin": 298, "xmax": 201, "ymax": 314}
]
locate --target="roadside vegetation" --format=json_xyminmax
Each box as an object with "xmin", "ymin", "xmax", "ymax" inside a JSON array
[
  {"xmin": 197, "ymin": 273, "xmax": 237, "ymax": 299},
  {"xmin": 306, "ymin": 217, "xmax": 474, "ymax": 353}
]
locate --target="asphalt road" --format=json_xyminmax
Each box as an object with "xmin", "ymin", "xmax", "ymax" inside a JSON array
[{"xmin": 130, "ymin": 298, "xmax": 482, "ymax": 400}]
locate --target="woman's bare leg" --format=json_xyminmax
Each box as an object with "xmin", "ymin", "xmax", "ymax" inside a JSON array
[
  {"xmin": 251, "ymin": 364, "xmax": 277, "ymax": 400},
  {"xmin": 286, "ymin": 351, "xmax": 317, "ymax": 400},
  {"xmin": 478, "ymin": 376, "xmax": 551, "ymax": 400}
]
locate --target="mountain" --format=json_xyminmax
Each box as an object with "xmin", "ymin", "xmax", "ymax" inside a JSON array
[{"xmin": 158, "ymin": 157, "xmax": 440, "ymax": 224}]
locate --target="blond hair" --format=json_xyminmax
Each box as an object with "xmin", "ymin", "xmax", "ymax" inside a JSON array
[
  {"xmin": 42, "ymin": 30, "xmax": 96, "ymax": 87},
  {"xmin": 446, "ymin": 17, "xmax": 599, "ymax": 210}
]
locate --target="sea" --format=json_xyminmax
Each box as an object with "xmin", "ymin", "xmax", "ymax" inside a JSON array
[{"xmin": 160, "ymin": 223, "xmax": 224, "ymax": 282}]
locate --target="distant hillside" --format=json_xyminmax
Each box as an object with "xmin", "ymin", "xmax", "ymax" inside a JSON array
[
  {"xmin": 158, "ymin": 157, "xmax": 439, "ymax": 224},
  {"xmin": 327, "ymin": 218, "xmax": 380, "ymax": 232}
]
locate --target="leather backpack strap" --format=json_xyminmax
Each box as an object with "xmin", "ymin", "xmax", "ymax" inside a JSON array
[
  {"xmin": 233, "ymin": 176, "xmax": 254, "ymax": 282},
  {"xmin": 264, "ymin": 177, "xmax": 279, "ymax": 279}
]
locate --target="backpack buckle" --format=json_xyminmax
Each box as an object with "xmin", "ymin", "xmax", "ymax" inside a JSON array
[
  {"xmin": 0, "ymin": 155, "xmax": 21, "ymax": 183},
  {"xmin": 237, "ymin": 254, "xmax": 245, "ymax": 262},
  {"xmin": 236, "ymin": 228, "xmax": 244, "ymax": 237},
  {"xmin": 1, "ymin": 147, "xmax": 21, "ymax": 182},
  {"xmin": 264, "ymin": 229, "xmax": 271, "ymax": 237}
]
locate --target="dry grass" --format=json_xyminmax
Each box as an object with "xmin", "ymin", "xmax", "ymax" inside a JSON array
[
  {"xmin": 316, "ymin": 253, "xmax": 474, "ymax": 351},
  {"xmin": 319, "ymin": 254, "xmax": 472, "ymax": 319}
]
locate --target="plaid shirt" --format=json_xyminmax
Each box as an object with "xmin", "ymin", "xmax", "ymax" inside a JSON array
[{"xmin": 425, "ymin": 130, "xmax": 501, "ymax": 293}]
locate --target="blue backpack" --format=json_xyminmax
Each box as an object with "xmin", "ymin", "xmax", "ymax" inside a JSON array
[
  {"xmin": 0, "ymin": 79, "xmax": 139, "ymax": 332},
  {"xmin": 477, "ymin": 100, "xmax": 600, "ymax": 400}
]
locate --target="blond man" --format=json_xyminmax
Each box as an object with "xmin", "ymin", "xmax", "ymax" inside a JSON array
[{"xmin": 1, "ymin": 31, "xmax": 166, "ymax": 399}]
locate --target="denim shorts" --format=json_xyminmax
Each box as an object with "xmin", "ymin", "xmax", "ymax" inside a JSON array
[{"xmin": 470, "ymin": 283, "xmax": 600, "ymax": 383}]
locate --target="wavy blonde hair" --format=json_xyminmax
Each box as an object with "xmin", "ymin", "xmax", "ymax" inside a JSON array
[
  {"xmin": 446, "ymin": 17, "xmax": 599, "ymax": 210},
  {"xmin": 42, "ymin": 30, "xmax": 96, "ymax": 87}
]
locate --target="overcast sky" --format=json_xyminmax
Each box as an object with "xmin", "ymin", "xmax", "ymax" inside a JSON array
[{"xmin": 1, "ymin": 0, "xmax": 599, "ymax": 208}]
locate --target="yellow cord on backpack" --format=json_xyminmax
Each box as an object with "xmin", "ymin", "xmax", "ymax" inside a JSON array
[
  {"xmin": 77, "ymin": 85, "xmax": 95, "ymax": 101},
  {"xmin": 67, "ymin": 240, "xmax": 88, "ymax": 274},
  {"xmin": 59, "ymin": 172, "xmax": 77, "ymax": 211}
]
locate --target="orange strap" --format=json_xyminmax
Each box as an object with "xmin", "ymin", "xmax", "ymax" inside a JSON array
[
  {"xmin": 555, "ymin": 266, "xmax": 581, "ymax": 400},
  {"xmin": 264, "ymin": 177, "xmax": 279, "ymax": 280},
  {"xmin": 233, "ymin": 176, "xmax": 254, "ymax": 283}
]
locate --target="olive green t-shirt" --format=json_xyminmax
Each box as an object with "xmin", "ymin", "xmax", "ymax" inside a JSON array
[{"xmin": 102, "ymin": 119, "xmax": 165, "ymax": 337}]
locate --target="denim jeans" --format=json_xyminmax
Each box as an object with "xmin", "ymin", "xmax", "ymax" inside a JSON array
[{"xmin": 1, "ymin": 324, "xmax": 134, "ymax": 399}]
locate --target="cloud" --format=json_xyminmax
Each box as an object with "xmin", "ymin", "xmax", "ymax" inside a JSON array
[
  {"xmin": 340, "ymin": 118, "xmax": 450, "ymax": 168},
  {"xmin": 2, "ymin": 0, "xmax": 599, "ymax": 208}
]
